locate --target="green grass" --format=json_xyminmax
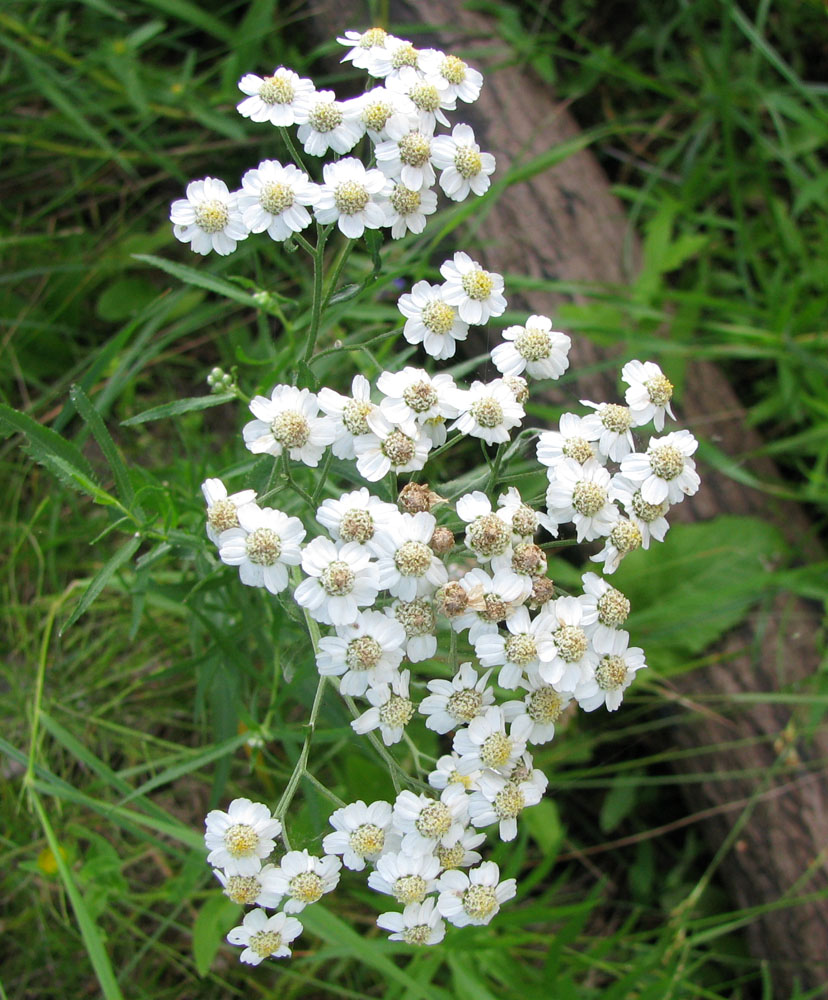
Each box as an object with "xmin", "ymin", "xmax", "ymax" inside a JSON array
[{"xmin": 2, "ymin": 1, "xmax": 827, "ymax": 998}]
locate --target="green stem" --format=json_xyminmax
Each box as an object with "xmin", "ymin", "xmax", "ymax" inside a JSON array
[
  {"xmin": 321, "ymin": 238, "xmax": 355, "ymax": 313},
  {"xmin": 486, "ymin": 442, "xmax": 506, "ymax": 493},
  {"xmin": 282, "ymin": 452, "xmax": 315, "ymax": 507},
  {"xmin": 309, "ymin": 326, "xmax": 403, "ymax": 366},
  {"xmin": 311, "ymin": 449, "xmax": 334, "ymax": 505},
  {"xmin": 279, "ymin": 126, "xmax": 309, "ymax": 173},
  {"xmin": 302, "ymin": 224, "xmax": 332, "ymax": 364}
]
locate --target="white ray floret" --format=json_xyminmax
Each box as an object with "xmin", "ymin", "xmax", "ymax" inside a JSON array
[
  {"xmin": 170, "ymin": 177, "xmax": 247, "ymax": 256},
  {"xmin": 538, "ymin": 595, "xmax": 599, "ymax": 691},
  {"xmin": 392, "ymin": 786, "xmax": 469, "ymax": 855},
  {"xmin": 502, "ymin": 677, "xmax": 572, "ymax": 745},
  {"xmin": 467, "ymin": 760, "xmax": 548, "ymax": 841},
  {"xmin": 237, "ymin": 161, "xmax": 319, "ymax": 242},
  {"xmin": 428, "ymin": 753, "xmax": 482, "ymax": 794},
  {"xmin": 372, "ymin": 511, "xmax": 447, "ymax": 600},
  {"xmin": 226, "ymin": 908, "xmax": 303, "ymax": 964},
  {"xmin": 354, "ymin": 409, "xmax": 432, "ymax": 481},
  {"xmin": 491, "ymin": 314, "xmax": 571, "ymax": 379},
  {"xmin": 267, "ymin": 850, "xmax": 341, "ymax": 913},
  {"xmin": 316, "ymin": 486, "xmax": 398, "ymax": 553},
  {"xmin": 436, "ymin": 861, "xmax": 516, "ymax": 927},
  {"xmin": 202, "ymin": 477, "xmax": 257, "ymax": 545},
  {"xmin": 574, "ymin": 631, "xmax": 647, "ymax": 712},
  {"xmin": 204, "ymin": 798, "xmax": 281, "ymax": 877},
  {"xmin": 217, "ymin": 503, "xmax": 305, "ymax": 595},
  {"xmin": 316, "ymin": 609, "xmax": 406, "ymax": 696},
  {"xmin": 452, "ymin": 705, "xmax": 532, "ymax": 776},
  {"xmin": 381, "ymin": 181, "xmax": 439, "ymax": 238},
  {"xmin": 579, "ymin": 572, "xmax": 631, "ymax": 653},
  {"xmin": 619, "ymin": 430, "xmax": 701, "ymax": 505},
  {"xmin": 590, "ymin": 517, "xmax": 644, "ymax": 574},
  {"xmin": 313, "ymin": 157, "xmax": 391, "ymax": 238},
  {"xmin": 294, "ymin": 89, "xmax": 362, "ymax": 156},
  {"xmin": 236, "ymin": 67, "xmax": 314, "ymax": 126},
  {"xmin": 455, "ymin": 567, "xmax": 533, "ymax": 644},
  {"xmin": 322, "ymin": 799, "xmax": 397, "ymax": 871},
  {"xmin": 377, "ymin": 367, "xmax": 459, "ymax": 446},
  {"xmin": 397, "ymin": 280, "xmax": 470, "ymax": 360},
  {"xmin": 387, "ymin": 597, "xmax": 438, "ymax": 662},
  {"xmin": 347, "ymin": 85, "xmax": 415, "ymax": 141},
  {"xmin": 545, "ymin": 457, "xmax": 619, "ymax": 542},
  {"xmin": 336, "ymin": 27, "xmax": 392, "ymax": 72},
  {"xmin": 351, "ymin": 669, "xmax": 416, "ymax": 746},
  {"xmin": 294, "ymin": 537, "xmax": 380, "ymax": 626},
  {"xmin": 622, "ymin": 359, "xmax": 676, "ymax": 431},
  {"xmin": 430, "ymin": 123, "xmax": 496, "ymax": 201},
  {"xmin": 213, "ymin": 863, "xmax": 283, "ymax": 908},
  {"xmin": 243, "ymin": 385, "xmax": 336, "ymax": 467},
  {"xmin": 377, "ymin": 898, "xmax": 446, "ymax": 946},
  {"xmin": 450, "ymin": 378, "xmax": 524, "ymax": 445},
  {"xmin": 317, "ymin": 374, "xmax": 376, "ymax": 460},
  {"xmin": 419, "ymin": 49, "xmax": 484, "ymax": 104},
  {"xmin": 419, "ymin": 661, "xmax": 495, "ymax": 734},
  {"xmin": 580, "ymin": 399, "xmax": 636, "ymax": 461},
  {"xmin": 439, "ymin": 252, "xmax": 506, "ymax": 325},
  {"xmin": 369, "ymin": 850, "xmax": 441, "ymax": 903},
  {"xmin": 374, "ymin": 116, "xmax": 438, "ymax": 190},
  {"xmin": 536, "ymin": 413, "xmax": 601, "ymax": 476},
  {"xmin": 455, "ymin": 491, "xmax": 513, "ymax": 564},
  {"xmin": 612, "ymin": 475, "xmax": 671, "ymax": 546},
  {"xmin": 473, "ymin": 604, "xmax": 556, "ymax": 689},
  {"xmin": 370, "ymin": 37, "xmax": 430, "ymax": 81}
]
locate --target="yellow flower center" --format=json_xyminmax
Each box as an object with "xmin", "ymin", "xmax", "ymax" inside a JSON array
[
  {"xmin": 194, "ymin": 199, "xmax": 228, "ymax": 234},
  {"xmin": 461, "ymin": 269, "xmax": 494, "ymax": 300},
  {"xmin": 308, "ymin": 101, "xmax": 343, "ymax": 133},
  {"xmin": 246, "ymin": 527, "xmax": 283, "ymax": 566},
  {"xmin": 258, "ymin": 74, "xmax": 295, "ymax": 106},
  {"xmin": 480, "ymin": 732, "xmax": 512, "ymax": 768},
  {"xmin": 572, "ymin": 480, "xmax": 607, "ymax": 517},
  {"xmin": 596, "ymin": 654, "xmax": 628, "ymax": 691},
  {"xmin": 224, "ymin": 823, "xmax": 259, "ymax": 858},
  {"xmin": 334, "ymin": 180, "xmax": 370, "ymax": 215},
  {"xmin": 455, "ymin": 145, "xmax": 482, "ymax": 179},
  {"xmin": 260, "ymin": 181, "xmax": 294, "ymax": 215},
  {"xmin": 249, "ymin": 929, "xmax": 282, "ymax": 958},
  {"xmin": 207, "ymin": 499, "xmax": 238, "ymax": 533},
  {"xmin": 463, "ymin": 884, "xmax": 497, "ymax": 919},
  {"xmin": 398, "ymin": 131, "xmax": 431, "ymax": 167},
  {"xmin": 421, "ymin": 299, "xmax": 456, "ymax": 335}
]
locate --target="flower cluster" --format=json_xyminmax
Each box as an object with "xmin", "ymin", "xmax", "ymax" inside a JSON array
[{"xmin": 187, "ymin": 25, "xmax": 702, "ymax": 968}]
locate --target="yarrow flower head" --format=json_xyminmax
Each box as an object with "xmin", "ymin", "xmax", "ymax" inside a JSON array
[
  {"xmin": 170, "ymin": 177, "xmax": 247, "ymax": 256},
  {"xmin": 397, "ymin": 280, "xmax": 469, "ymax": 360},
  {"xmin": 316, "ymin": 609, "xmax": 406, "ymax": 696},
  {"xmin": 237, "ymin": 160, "xmax": 319, "ymax": 242},
  {"xmin": 439, "ymin": 252, "xmax": 506, "ymax": 325},
  {"xmin": 622, "ymin": 359, "xmax": 676, "ymax": 431},
  {"xmin": 314, "ymin": 157, "xmax": 390, "ymax": 238},
  {"xmin": 430, "ymin": 123, "xmax": 496, "ymax": 201},
  {"xmin": 204, "ymin": 798, "xmax": 281, "ymax": 876},
  {"xmin": 226, "ymin": 908, "xmax": 303, "ymax": 964},
  {"xmin": 267, "ymin": 850, "xmax": 341, "ymax": 912},
  {"xmin": 294, "ymin": 537, "xmax": 380, "ymax": 626},
  {"xmin": 619, "ymin": 430, "xmax": 700, "ymax": 505},
  {"xmin": 315, "ymin": 485, "xmax": 397, "ymax": 551},
  {"xmin": 202, "ymin": 478, "xmax": 256, "ymax": 545},
  {"xmin": 243, "ymin": 385, "xmax": 336, "ymax": 467},
  {"xmin": 236, "ymin": 67, "xmax": 314, "ymax": 126},
  {"xmin": 492, "ymin": 315, "xmax": 571, "ymax": 380},
  {"xmin": 295, "ymin": 89, "xmax": 362, "ymax": 156},
  {"xmin": 377, "ymin": 898, "xmax": 446, "ymax": 946},
  {"xmin": 217, "ymin": 503, "xmax": 305, "ymax": 595},
  {"xmin": 419, "ymin": 661, "xmax": 495, "ymax": 734},
  {"xmin": 450, "ymin": 379, "xmax": 525, "ymax": 445},
  {"xmin": 323, "ymin": 799, "xmax": 396, "ymax": 871},
  {"xmin": 574, "ymin": 630, "xmax": 647, "ymax": 712},
  {"xmin": 436, "ymin": 861, "xmax": 516, "ymax": 927},
  {"xmin": 351, "ymin": 669, "xmax": 417, "ymax": 745}
]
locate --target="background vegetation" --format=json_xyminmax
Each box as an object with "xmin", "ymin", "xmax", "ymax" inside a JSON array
[{"xmin": 2, "ymin": 1, "xmax": 826, "ymax": 997}]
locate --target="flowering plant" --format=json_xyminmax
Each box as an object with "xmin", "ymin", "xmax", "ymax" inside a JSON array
[{"xmin": 173, "ymin": 26, "xmax": 701, "ymax": 964}]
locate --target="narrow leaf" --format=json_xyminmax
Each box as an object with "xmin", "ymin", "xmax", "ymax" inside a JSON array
[
  {"xmin": 121, "ymin": 393, "xmax": 235, "ymax": 427},
  {"xmin": 70, "ymin": 385, "xmax": 136, "ymax": 508},
  {"xmin": 62, "ymin": 535, "xmax": 141, "ymax": 633},
  {"xmin": 132, "ymin": 253, "xmax": 259, "ymax": 307}
]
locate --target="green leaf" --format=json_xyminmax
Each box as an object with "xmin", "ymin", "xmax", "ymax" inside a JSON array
[
  {"xmin": 522, "ymin": 797, "xmax": 563, "ymax": 856},
  {"xmin": 96, "ymin": 277, "xmax": 158, "ymax": 321},
  {"xmin": 613, "ymin": 516, "xmax": 787, "ymax": 669},
  {"xmin": 121, "ymin": 393, "xmax": 235, "ymax": 427},
  {"xmin": 0, "ymin": 402, "xmax": 96, "ymax": 480},
  {"xmin": 600, "ymin": 770, "xmax": 641, "ymax": 833},
  {"xmin": 193, "ymin": 894, "xmax": 240, "ymax": 977},
  {"xmin": 132, "ymin": 254, "xmax": 259, "ymax": 307},
  {"xmin": 62, "ymin": 534, "xmax": 141, "ymax": 633},
  {"xmin": 70, "ymin": 385, "xmax": 136, "ymax": 508}
]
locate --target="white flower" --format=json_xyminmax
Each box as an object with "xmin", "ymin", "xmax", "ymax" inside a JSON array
[
  {"xmin": 204, "ymin": 798, "xmax": 281, "ymax": 876},
  {"xmin": 316, "ymin": 609, "xmax": 406, "ymax": 696},
  {"xmin": 322, "ymin": 799, "xmax": 396, "ymax": 871},
  {"xmin": 372, "ymin": 511, "xmax": 447, "ymax": 600},
  {"xmin": 377, "ymin": 367, "xmax": 458, "ymax": 445},
  {"xmin": 237, "ymin": 160, "xmax": 318, "ymax": 242},
  {"xmin": 381, "ymin": 181, "xmax": 438, "ymax": 239},
  {"xmin": 371, "ymin": 38, "xmax": 430, "ymax": 81},
  {"xmin": 450, "ymin": 379, "xmax": 524, "ymax": 445},
  {"xmin": 369, "ymin": 851, "xmax": 441, "ymax": 903},
  {"xmin": 392, "ymin": 787, "xmax": 468, "ymax": 854},
  {"xmin": 579, "ymin": 400, "xmax": 636, "ymax": 461},
  {"xmin": 452, "ymin": 705, "xmax": 532, "ymax": 776},
  {"xmin": 202, "ymin": 477, "xmax": 256, "ymax": 545},
  {"xmin": 217, "ymin": 503, "xmax": 305, "ymax": 595},
  {"xmin": 353, "ymin": 410, "xmax": 431, "ymax": 481},
  {"xmin": 213, "ymin": 863, "xmax": 283, "ymax": 908},
  {"xmin": 317, "ymin": 374, "xmax": 376, "ymax": 460},
  {"xmin": 455, "ymin": 567, "xmax": 532, "ymax": 644},
  {"xmin": 428, "ymin": 753, "xmax": 482, "ymax": 794},
  {"xmin": 387, "ymin": 597, "xmax": 437, "ymax": 662},
  {"xmin": 439, "ymin": 252, "xmax": 506, "ymax": 325},
  {"xmin": 236, "ymin": 67, "xmax": 314, "ymax": 125},
  {"xmin": 375, "ymin": 115, "xmax": 437, "ymax": 190},
  {"xmin": 536, "ymin": 413, "xmax": 601, "ymax": 475},
  {"xmin": 590, "ymin": 517, "xmax": 644, "ymax": 574},
  {"xmin": 434, "ymin": 827, "xmax": 486, "ymax": 871},
  {"xmin": 502, "ymin": 677, "xmax": 572, "ymax": 745},
  {"xmin": 226, "ymin": 908, "xmax": 303, "ymax": 964},
  {"xmin": 397, "ymin": 280, "xmax": 469, "ymax": 360},
  {"xmin": 313, "ymin": 157, "xmax": 390, "ymax": 238},
  {"xmin": 351, "ymin": 670, "xmax": 416, "ymax": 746},
  {"xmin": 545, "ymin": 458, "xmax": 619, "ymax": 542},
  {"xmin": 579, "ymin": 572, "xmax": 631, "ymax": 653},
  {"xmin": 295, "ymin": 90, "xmax": 362, "ymax": 156},
  {"xmin": 468, "ymin": 764, "xmax": 547, "ymax": 841},
  {"xmin": 386, "ymin": 65, "xmax": 456, "ymax": 130},
  {"xmin": 612, "ymin": 475, "xmax": 671, "ymax": 546},
  {"xmin": 170, "ymin": 177, "xmax": 247, "ymax": 256},
  {"xmin": 294, "ymin": 537, "xmax": 380, "ymax": 626},
  {"xmin": 315, "ymin": 486, "xmax": 397, "ymax": 553},
  {"xmin": 431, "ymin": 123, "xmax": 496, "ymax": 201},
  {"xmin": 349, "ymin": 85, "xmax": 415, "ymax": 141},
  {"xmin": 496, "ymin": 486, "xmax": 557, "ymax": 540},
  {"xmin": 436, "ymin": 861, "xmax": 516, "ymax": 927},
  {"xmin": 619, "ymin": 430, "xmax": 701, "ymax": 505},
  {"xmin": 574, "ymin": 631, "xmax": 646, "ymax": 712},
  {"xmin": 492, "ymin": 315, "xmax": 571, "ymax": 379},
  {"xmin": 621, "ymin": 359, "xmax": 675, "ymax": 431},
  {"xmin": 419, "ymin": 661, "xmax": 495, "ymax": 734},
  {"xmin": 267, "ymin": 850, "xmax": 341, "ymax": 912},
  {"xmin": 537, "ymin": 595, "xmax": 598, "ymax": 691},
  {"xmin": 336, "ymin": 27, "xmax": 392, "ymax": 72},
  {"xmin": 243, "ymin": 385, "xmax": 336, "ymax": 467},
  {"xmin": 419, "ymin": 49, "xmax": 483, "ymax": 104},
  {"xmin": 473, "ymin": 605, "xmax": 556, "ymax": 689},
  {"xmin": 377, "ymin": 898, "xmax": 446, "ymax": 946}
]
